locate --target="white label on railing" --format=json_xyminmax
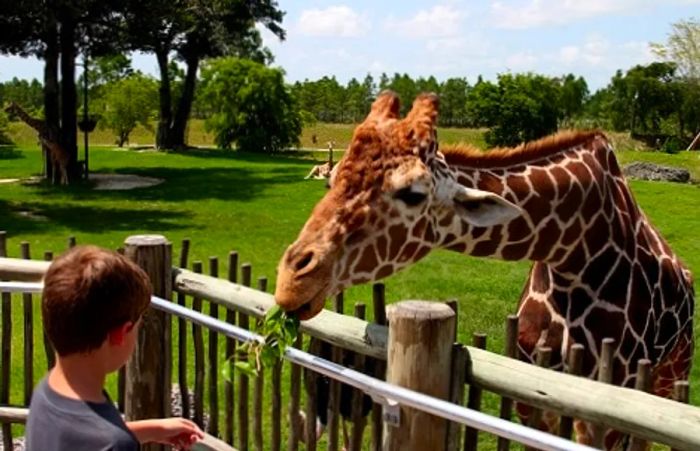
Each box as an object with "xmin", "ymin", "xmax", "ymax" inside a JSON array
[{"xmin": 383, "ymin": 399, "xmax": 401, "ymax": 427}]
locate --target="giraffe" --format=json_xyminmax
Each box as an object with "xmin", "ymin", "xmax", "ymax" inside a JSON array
[
  {"xmin": 4, "ymin": 101, "xmax": 69, "ymax": 185},
  {"xmin": 274, "ymin": 91, "xmax": 695, "ymax": 448}
]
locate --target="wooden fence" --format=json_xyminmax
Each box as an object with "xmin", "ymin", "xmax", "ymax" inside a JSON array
[{"xmin": 1, "ymin": 231, "xmax": 699, "ymax": 451}]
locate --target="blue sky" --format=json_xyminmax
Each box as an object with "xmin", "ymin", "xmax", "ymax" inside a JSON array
[{"xmin": 1, "ymin": 1, "xmax": 698, "ymax": 91}]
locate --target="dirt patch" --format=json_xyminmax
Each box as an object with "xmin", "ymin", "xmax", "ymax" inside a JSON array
[{"xmin": 90, "ymin": 173, "xmax": 164, "ymax": 190}]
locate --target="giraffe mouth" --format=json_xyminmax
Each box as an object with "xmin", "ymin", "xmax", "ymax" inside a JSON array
[{"xmin": 285, "ymin": 285, "xmax": 329, "ymax": 321}]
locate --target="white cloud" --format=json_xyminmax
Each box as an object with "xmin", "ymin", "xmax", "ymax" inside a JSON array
[
  {"xmin": 490, "ymin": 0, "xmax": 649, "ymax": 29},
  {"xmin": 505, "ymin": 51, "xmax": 538, "ymax": 69},
  {"xmin": 552, "ymin": 35, "xmax": 655, "ymax": 70},
  {"xmin": 385, "ymin": 5, "xmax": 466, "ymax": 38},
  {"xmin": 297, "ymin": 6, "xmax": 369, "ymax": 37}
]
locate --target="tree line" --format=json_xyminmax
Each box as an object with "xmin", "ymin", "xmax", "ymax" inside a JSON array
[{"xmin": 1, "ymin": 8, "xmax": 698, "ymax": 185}]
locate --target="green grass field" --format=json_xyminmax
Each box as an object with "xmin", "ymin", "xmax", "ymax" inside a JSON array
[{"xmin": 1, "ymin": 122, "xmax": 699, "ymax": 449}]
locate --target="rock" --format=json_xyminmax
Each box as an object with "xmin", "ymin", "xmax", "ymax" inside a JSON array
[{"xmin": 622, "ymin": 162, "xmax": 690, "ymax": 183}]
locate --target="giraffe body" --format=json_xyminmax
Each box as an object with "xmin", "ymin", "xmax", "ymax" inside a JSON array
[
  {"xmin": 274, "ymin": 92, "xmax": 694, "ymax": 448},
  {"xmin": 4, "ymin": 102, "xmax": 70, "ymax": 185}
]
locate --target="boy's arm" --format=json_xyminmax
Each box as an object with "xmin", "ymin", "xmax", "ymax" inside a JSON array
[{"xmin": 127, "ymin": 418, "xmax": 204, "ymax": 448}]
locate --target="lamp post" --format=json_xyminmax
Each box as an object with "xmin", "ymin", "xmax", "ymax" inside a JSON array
[
  {"xmin": 78, "ymin": 48, "xmax": 97, "ymax": 179},
  {"xmin": 83, "ymin": 51, "xmax": 88, "ymax": 178}
]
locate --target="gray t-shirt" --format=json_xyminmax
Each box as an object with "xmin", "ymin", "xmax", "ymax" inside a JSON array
[{"xmin": 25, "ymin": 377, "xmax": 139, "ymax": 451}]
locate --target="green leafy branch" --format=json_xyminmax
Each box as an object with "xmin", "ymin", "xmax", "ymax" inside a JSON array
[{"xmin": 222, "ymin": 305, "xmax": 300, "ymax": 379}]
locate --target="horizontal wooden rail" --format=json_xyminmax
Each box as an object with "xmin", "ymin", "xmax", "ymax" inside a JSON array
[
  {"xmin": 3, "ymin": 258, "xmax": 700, "ymax": 449},
  {"xmin": 0, "ymin": 406, "xmax": 237, "ymax": 451},
  {"xmin": 0, "ymin": 257, "xmax": 49, "ymax": 281},
  {"xmin": 173, "ymin": 268, "xmax": 387, "ymax": 360}
]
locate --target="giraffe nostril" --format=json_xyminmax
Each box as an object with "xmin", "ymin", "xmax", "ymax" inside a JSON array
[{"xmin": 294, "ymin": 251, "xmax": 315, "ymax": 272}]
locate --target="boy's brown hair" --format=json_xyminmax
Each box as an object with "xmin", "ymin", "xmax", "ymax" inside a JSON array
[{"xmin": 42, "ymin": 245, "xmax": 152, "ymax": 356}]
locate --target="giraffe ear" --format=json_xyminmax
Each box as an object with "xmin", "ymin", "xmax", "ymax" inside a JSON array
[{"xmin": 453, "ymin": 187, "xmax": 522, "ymax": 227}]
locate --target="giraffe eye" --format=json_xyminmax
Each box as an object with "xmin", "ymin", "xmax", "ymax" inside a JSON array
[{"xmin": 394, "ymin": 187, "xmax": 427, "ymax": 206}]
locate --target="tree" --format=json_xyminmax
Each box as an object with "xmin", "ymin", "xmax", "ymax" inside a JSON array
[
  {"xmin": 439, "ymin": 78, "xmax": 469, "ymax": 127},
  {"xmin": 199, "ymin": 57, "xmax": 301, "ymax": 152},
  {"xmin": 467, "ymin": 73, "xmax": 561, "ymax": 147},
  {"xmin": 124, "ymin": 0, "xmax": 285, "ymax": 150},
  {"xmin": 98, "ymin": 74, "xmax": 158, "ymax": 147},
  {"xmin": 651, "ymin": 18, "xmax": 700, "ymax": 81},
  {"xmin": 558, "ymin": 74, "xmax": 588, "ymax": 126}
]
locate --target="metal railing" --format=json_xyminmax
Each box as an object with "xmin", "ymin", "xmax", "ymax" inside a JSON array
[{"xmin": 1, "ymin": 280, "xmax": 595, "ymax": 451}]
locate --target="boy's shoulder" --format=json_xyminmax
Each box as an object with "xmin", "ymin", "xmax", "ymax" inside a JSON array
[{"xmin": 26, "ymin": 377, "xmax": 139, "ymax": 451}]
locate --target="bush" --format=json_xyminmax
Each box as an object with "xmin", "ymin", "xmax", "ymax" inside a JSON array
[
  {"xmin": 660, "ymin": 136, "xmax": 688, "ymax": 154},
  {"xmin": 200, "ymin": 58, "xmax": 301, "ymax": 152}
]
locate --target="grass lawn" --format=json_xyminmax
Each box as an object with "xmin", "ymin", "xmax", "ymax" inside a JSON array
[{"xmin": 1, "ymin": 123, "xmax": 699, "ymax": 449}]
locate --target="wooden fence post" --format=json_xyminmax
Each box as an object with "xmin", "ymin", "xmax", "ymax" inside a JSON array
[
  {"xmin": 124, "ymin": 235, "xmax": 172, "ymax": 451},
  {"xmin": 384, "ymin": 301, "xmax": 455, "ymax": 451}
]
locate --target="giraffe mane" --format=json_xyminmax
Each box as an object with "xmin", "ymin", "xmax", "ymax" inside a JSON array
[{"xmin": 441, "ymin": 130, "xmax": 605, "ymax": 168}]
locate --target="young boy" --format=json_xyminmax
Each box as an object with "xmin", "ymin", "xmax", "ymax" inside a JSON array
[{"xmin": 26, "ymin": 245, "xmax": 204, "ymax": 451}]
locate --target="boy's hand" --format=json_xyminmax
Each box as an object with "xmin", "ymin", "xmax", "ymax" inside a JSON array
[{"xmin": 127, "ymin": 418, "xmax": 204, "ymax": 450}]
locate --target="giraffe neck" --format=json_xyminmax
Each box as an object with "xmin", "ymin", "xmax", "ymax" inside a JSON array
[
  {"xmin": 441, "ymin": 136, "xmax": 642, "ymax": 272},
  {"xmin": 9, "ymin": 105, "xmax": 46, "ymax": 135}
]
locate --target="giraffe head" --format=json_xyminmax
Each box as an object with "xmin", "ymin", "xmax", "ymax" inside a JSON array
[
  {"xmin": 275, "ymin": 91, "xmax": 522, "ymax": 319},
  {"xmin": 4, "ymin": 101, "xmax": 20, "ymax": 115}
]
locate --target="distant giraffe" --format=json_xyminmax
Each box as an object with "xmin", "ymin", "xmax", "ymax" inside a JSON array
[
  {"xmin": 274, "ymin": 92, "xmax": 695, "ymax": 448},
  {"xmin": 4, "ymin": 102, "xmax": 69, "ymax": 184}
]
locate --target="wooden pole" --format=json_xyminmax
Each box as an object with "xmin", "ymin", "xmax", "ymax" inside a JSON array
[
  {"xmin": 124, "ymin": 235, "xmax": 172, "ymax": 451},
  {"xmin": 384, "ymin": 301, "xmax": 455, "ymax": 451}
]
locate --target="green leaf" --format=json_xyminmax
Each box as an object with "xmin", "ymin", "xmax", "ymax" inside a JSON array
[{"xmin": 235, "ymin": 361, "xmax": 258, "ymax": 378}]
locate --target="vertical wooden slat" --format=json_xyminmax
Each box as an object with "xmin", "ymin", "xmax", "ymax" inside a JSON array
[
  {"xmin": 558, "ymin": 343, "xmax": 584, "ymax": 439},
  {"xmin": 21, "ymin": 242, "xmax": 33, "ymax": 406},
  {"xmin": 42, "ymin": 251, "xmax": 56, "ymax": 370},
  {"xmin": 271, "ymin": 360, "xmax": 282, "ymax": 451},
  {"xmin": 593, "ymin": 338, "xmax": 615, "ymax": 449},
  {"xmin": 177, "ymin": 239, "xmax": 190, "ymax": 419},
  {"xmin": 224, "ymin": 251, "xmax": 238, "ymax": 444},
  {"xmin": 497, "ymin": 314, "xmax": 519, "ymax": 451},
  {"xmin": 671, "ymin": 380, "xmax": 691, "ymax": 451},
  {"xmin": 304, "ymin": 338, "xmax": 321, "ymax": 451},
  {"xmin": 349, "ymin": 303, "xmax": 367, "ymax": 451},
  {"xmin": 208, "ymin": 257, "xmax": 219, "ymax": 437},
  {"xmin": 238, "ymin": 263, "xmax": 252, "ymax": 451},
  {"xmin": 371, "ymin": 285, "xmax": 387, "ymax": 451},
  {"xmin": 192, "ymin": 261, "xmax": 205, "ymax": 428},
  {"xmin": 445, "ymin": 300, "xmax": 460, "ymax": 451},
  {"xmin": 673, "ymin": 380, "xmax": 690, "ymax": 403},
  {"xmin": 526, "ymin": 346, "xmax": 552, "ymax": 440},
  {"xmin": 629, "ymin": 359, "xmax": 652, "ymax": 451},
  {"xmin": 446, "ymin": 343, "xmax": 467, "ymax": 451},
  {"xmin": 463, "ymin": 334, "xmax": 487, "ymax": 451},
  {"xmin": 328, "ymin": 292, "xmax": 344, "ymax": 451},
  {"xmin": 0, "ymin": 232, "xmax": 11, "ymax": 450},
  {"xmin": 253, "ymin": 277, "xmax": 267, "ymax": 451},
  {"xmin": 288, "ymin": 334, "xmax": 303, "ymax": 451},
  {"xmin": 117, "ymin": 242, "xmax": 127, "ymax": 410}
]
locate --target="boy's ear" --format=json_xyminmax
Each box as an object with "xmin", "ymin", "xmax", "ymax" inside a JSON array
[{"xmin": 107, "ymin": 322, "xmax": 133, "ymax": 346}]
